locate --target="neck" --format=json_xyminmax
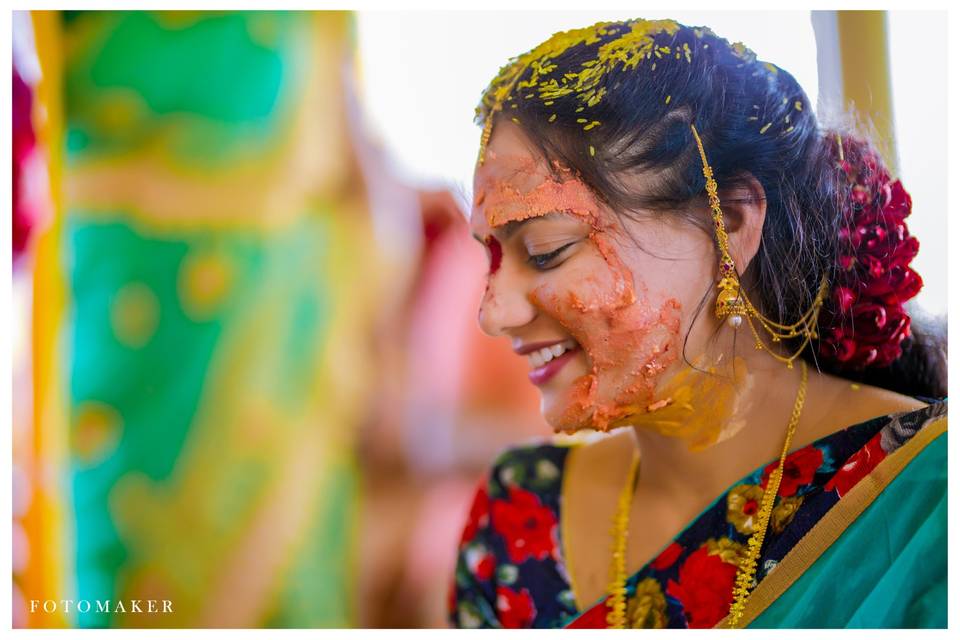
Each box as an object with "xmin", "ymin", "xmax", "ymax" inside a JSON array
[{"xmin": 629, "ymin": 350, "xmax": 809, "ymax": 504}]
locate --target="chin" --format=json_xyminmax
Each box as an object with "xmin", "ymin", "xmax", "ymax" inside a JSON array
[
  {"xmin": 540, "ymin": 374, "xmax": 600, "ymax": 434},
  {"xmin": 540, "ymin": 367, "xmax": 669, "ymax": 434}
]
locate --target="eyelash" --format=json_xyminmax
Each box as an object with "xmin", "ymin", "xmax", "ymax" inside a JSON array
[{"xmin": 527, "ymin": 242, "xmax": 575, "ymax": 270}]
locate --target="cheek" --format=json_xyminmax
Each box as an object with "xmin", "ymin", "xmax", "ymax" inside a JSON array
[{"xmin": 530, "ymin": 233, "xmax": 683, "ymax": 430}]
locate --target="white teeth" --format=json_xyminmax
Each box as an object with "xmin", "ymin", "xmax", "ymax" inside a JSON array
[{"xmin": 527, "ymin": 340, "xmax": 578, "ymax": 369}]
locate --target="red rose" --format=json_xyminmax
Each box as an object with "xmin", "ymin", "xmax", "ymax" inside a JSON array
[
  {"xmin": 496, "ymin": 585, "xmax": 537, "ymax": 628},
  {"xmin": 819, "ymin": 336, "xmax": 857, "ymax": 363},
  {"xmin": 863, "ymin": 263, "xmax": 922, "ymax": 300},
  {"xmin": 859, "ymin": 254, "xmax": 887, "ymax": 279},
  {"xmin": 761, "ymin": 445, "xmax": 824, "ymax": 496},
  {"xmin": 853, "ymin": 222, "xmax": 887, "ymax": 252},
  {"xmin": 891, "ymin": 235, "xmax": 920, "ymax": 266},
  {"xmin": 855, "ymin": 222, "xmax": 910, "ymax": 261},
  {"xmin": 880, "ymin": 180, "xmax": 912, "ymax": 224},
  {"xmin": 833, "ymin": 286, "xmax": 857, "ymax": 314},
  {"xmin": 899, "ymin": 269, "xmax": 924, "ymax": 302},
  {"xmin": 651, "ymin": 541, "xmax": 685, "ymax": 571},
  {"xmin": 850, "ymin": 344, "xmax": 879, "ymax": 368},
  {"xmin": 852, "ymin": 303, "xmax": 888, "ymax": 337},
  {"xmin": 666, "ymin": 545, "xmax": 738, "ymax": 628},
  {"xmin": 491, "ymin": 486, "xmax": 558, "ymax": 564},
  {"xmin": 825, "ymin": 432, "xmax": 887, "ymax": 497},
  {"xmin": 856, "ymin": 305, "xmax": 908, "ymax": 347},
  {"xmin": 459, "ymin": 483, "xmax": 490, "ymax": 545},
  {"xmin": 850, "ymin": 184, "xmax": 871, "ymax": 207}
]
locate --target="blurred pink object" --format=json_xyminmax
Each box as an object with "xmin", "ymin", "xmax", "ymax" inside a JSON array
[{"xmin": 12, "ymin": 64, "xmax": 49, "ymax": 267}]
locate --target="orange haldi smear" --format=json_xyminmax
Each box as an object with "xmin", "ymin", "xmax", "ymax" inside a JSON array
[
  {"xmin": 476, "ymin": 156, "xmax": 602, "ymax": 228},
  {"xmin": 475, "ymin": 155, "xmax": 750, "ymax": 448},
  {"xmin": 476, "ymin": 157, "xmax": 731, "ymax": 437},
  {"xmin": 496, "ymin": 171, "xmax": 685, "ymax": 432}
]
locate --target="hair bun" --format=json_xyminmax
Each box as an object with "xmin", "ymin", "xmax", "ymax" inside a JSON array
[{"xmin": 816, "ymin": 132, "xmax": 923, "ymax": 369}]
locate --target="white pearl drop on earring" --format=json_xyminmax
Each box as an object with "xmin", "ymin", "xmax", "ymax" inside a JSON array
[{"xmin": 728, "ymin": 315, "xmax": 743, "ymax": 328}]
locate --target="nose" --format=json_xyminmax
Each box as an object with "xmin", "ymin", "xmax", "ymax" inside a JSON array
[{"xmin": 478, "ymin": 270, "xmax": 537, "ymax": 338}]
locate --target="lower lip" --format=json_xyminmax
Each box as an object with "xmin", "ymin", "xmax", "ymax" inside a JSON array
[{"xmin": 528, "ymin": 346, "xmax": 580, "ymax": 386}]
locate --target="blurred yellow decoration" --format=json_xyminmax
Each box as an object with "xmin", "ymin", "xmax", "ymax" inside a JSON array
[
  {"xmin": 836, "ymin": 11, "xmax": 898, "ymax": 174},
  {"xmin": 94, "ymin": 89, "xmax": 146, "ymax": 136},
  {"xmin": 25, "ymin": 9, "xmax": 70, "ymax": 628},
  {"xmin": 72, "ymin": 401, "xmax": 124, "ymax": 466},
  {"xmin": 110, "ymin": 282, "xmax": 160, "ymax": 348},
  {"xmin": 178, "ymin": 249, "xmax": 234, "ymax": 321},
  {"xmin": 245, "ymin": 12, "xmax": 284, "ymax": 48}
]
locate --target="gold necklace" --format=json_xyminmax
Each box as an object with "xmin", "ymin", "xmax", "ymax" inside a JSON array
[{"xmin": 605, "ymin": 360, "xmax": 808, "ymax": 629}]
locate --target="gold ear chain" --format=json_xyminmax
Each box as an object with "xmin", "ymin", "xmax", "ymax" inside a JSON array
[{"xmin": 689, "ymin": 124, "xmax": 828, "ymax": 369}]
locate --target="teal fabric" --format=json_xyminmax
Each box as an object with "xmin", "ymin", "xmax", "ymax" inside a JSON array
[{"xmin": 751, "ymin": 430, "xmax": 947, "ymax": 628}]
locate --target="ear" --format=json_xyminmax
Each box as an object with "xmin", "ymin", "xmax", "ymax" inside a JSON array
[{"xmin": 715, "ymin": 173, "xmax": 766, "ymax": 277}]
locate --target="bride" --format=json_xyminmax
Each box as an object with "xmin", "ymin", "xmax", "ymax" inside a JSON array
[{"xmin": 448, "ymin": 18, "xmax": 946, "ymax": 629}]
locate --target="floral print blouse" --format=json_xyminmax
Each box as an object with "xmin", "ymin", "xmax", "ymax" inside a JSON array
[{"xmin": 448, "ymin": 397, "xmax": 947, "ymax": 628}]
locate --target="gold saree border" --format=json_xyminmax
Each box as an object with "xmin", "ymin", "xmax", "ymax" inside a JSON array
[{"xmin": 715, "ymin": 414, "xmax": 947, "ymax": 628}]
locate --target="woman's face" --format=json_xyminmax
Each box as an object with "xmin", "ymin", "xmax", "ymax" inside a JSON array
[{"xmin": 471, "ymin": 122, "xmax": 724, "ymax": 435}]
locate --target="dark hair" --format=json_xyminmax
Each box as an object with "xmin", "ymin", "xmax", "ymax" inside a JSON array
[{"xmin": 478, "ymin": 20, "xmax": 946, "ymax": 399}]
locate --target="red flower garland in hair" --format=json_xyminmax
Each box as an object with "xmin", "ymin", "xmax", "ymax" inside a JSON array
[{"xmin": 817, "ymin": 135, "xmax": 923, "ymax": 369}]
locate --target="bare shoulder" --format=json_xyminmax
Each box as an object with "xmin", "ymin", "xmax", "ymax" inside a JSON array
[
  {"xmin": 809, "ymin": 370, "xmax": 930, "ymax": 437},
  {"xmin": 837, "ymin": 379, "xmax": 927, "ymax": 414}
]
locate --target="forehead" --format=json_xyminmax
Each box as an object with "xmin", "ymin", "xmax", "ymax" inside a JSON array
[
  {"xmin": 472, "ymin": 122, "xmax": 547, "ymax": 201},
  {"xmin": 471, "ymin": 122, "xmax": 600, "ymax": 236}
]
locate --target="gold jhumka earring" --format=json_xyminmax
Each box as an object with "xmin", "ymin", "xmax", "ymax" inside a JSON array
[{"xmin": 689, "ymin": 124, "xmax": 829, "ymax": 369}]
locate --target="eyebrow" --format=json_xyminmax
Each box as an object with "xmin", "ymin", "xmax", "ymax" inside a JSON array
[{"xmin": 471, "ymin": 212, "xmax": 566, "ymax": 244}]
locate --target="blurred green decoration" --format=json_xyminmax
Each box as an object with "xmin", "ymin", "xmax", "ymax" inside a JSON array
[{"xmin": 61, "ymin": 10, "xmax": 374, "ymax": 628}]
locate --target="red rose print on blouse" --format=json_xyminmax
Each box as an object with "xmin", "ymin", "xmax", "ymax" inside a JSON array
[
  {"xmin": 460, "ymin": 483, "xmax": 490, "ymax": 545},
  {"xmin": 491, "ymin": 485, "xmax": 558, "ymax": 564},
  {"xmin": 465, "ymin": 545, "xmax": 496, "ymax": 581},
  {"xmin": 496, "ymin": 585, "xmax": 537, "ymax": 628},
  {"xmin": 824, "ymin": 432, "xmax": 887, "ymax": 498},
  {"xmin": 761, "ymin": 445, "xmax": 825, "ymax": 496},
  {"xmin": 666, "ymin": 544, "xmax": 738, "ymax": 628},
  {"xmin": 651, "ymin": 542, "xmax": 684, "ymax": 571}
]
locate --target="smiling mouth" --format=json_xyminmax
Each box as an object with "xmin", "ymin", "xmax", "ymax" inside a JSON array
[{"xmin": 526, "ymin": 339, "xmax": 580, "ymax": 386}]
